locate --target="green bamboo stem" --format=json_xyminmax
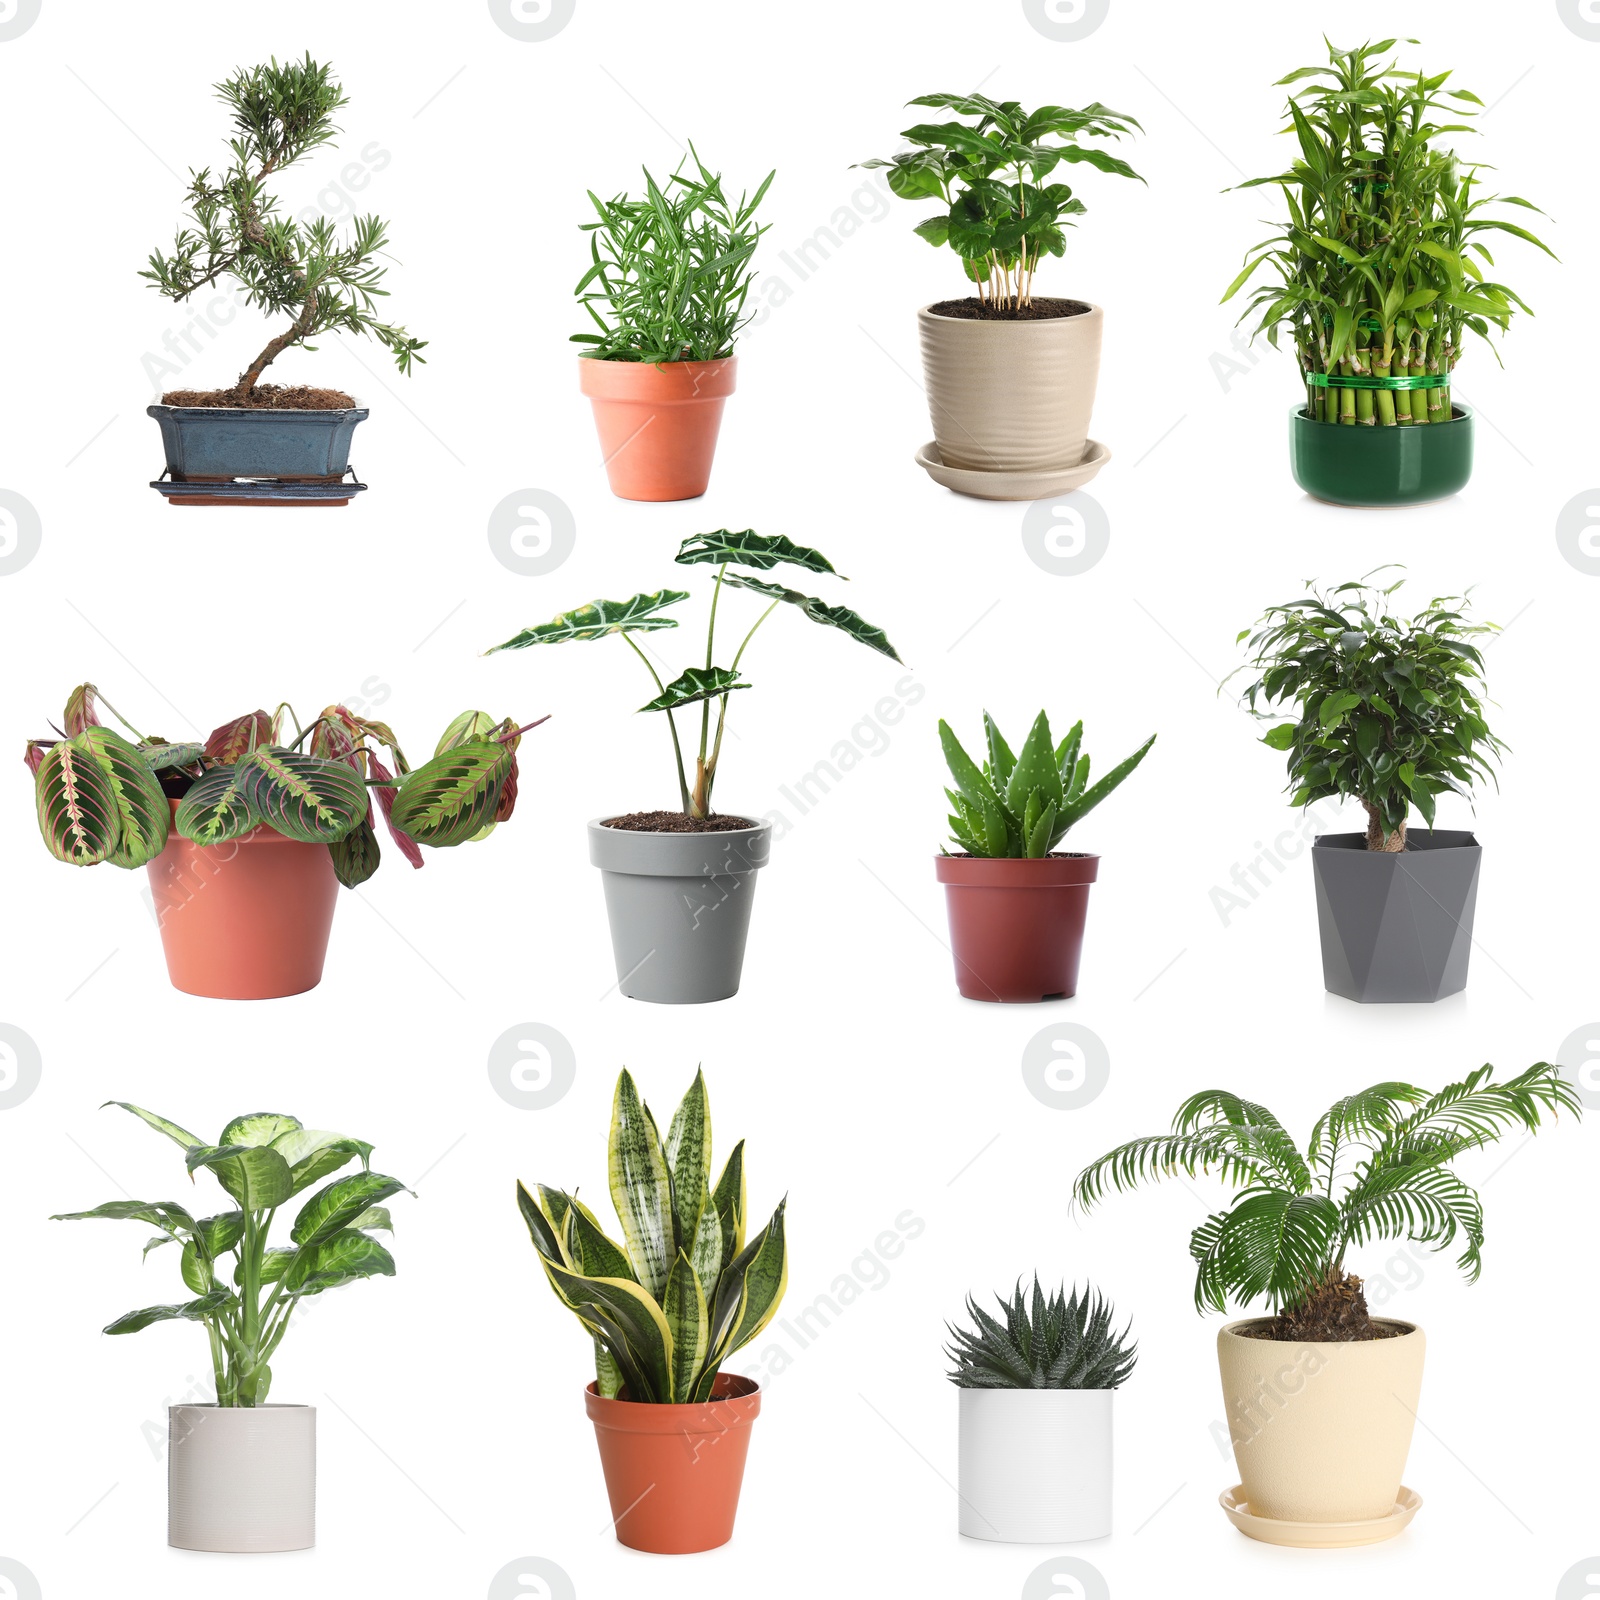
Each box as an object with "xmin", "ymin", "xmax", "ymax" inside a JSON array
[
  {"xmin": 1353, "ymin": 333, "xmax": 1375, "ymax": 426},
  {"xmin": 1409, "ymin": 330, "xmax": 1430, "ymax": 424},
  {"xmin": 1393, "ymin": 344, "xmax": 1413, "ymax": 426},
  {"xmin": 1338, "ymin": 357, "xmax": 1357, "ymax": 424},
  {"xmin": 1372, "ymin": 338, "xmax": 1397, "ymax": 426}
]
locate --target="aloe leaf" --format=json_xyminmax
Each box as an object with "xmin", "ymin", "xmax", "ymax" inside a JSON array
[
  {"xmin": 1055, "ymin": 720, "xmax": 1083, "ymax": 780},
  {"xmin": 1059, "ymin": 734, "xmax": 1156, "ymax": 828},
  {"xmin": 638, "ymin": 666, "xmax": 750, "ymax": 714},
  {"xmin": 983, "ymin": 713, "xmax": 1016, "ymax": 786},
  {"xmin": 388, "ymin": 739, "xmax": 513, "ymax": 848},
  {"xmin": 608, "ymin": 1071, "xmax": 674, "ymax": 1299},
  {"xmin": 1026, "ymin": 800, "xmax": 1058, "ymax": 859},
  {"xmin": 34, "ymin": 734, "xmax": 122, "ymax": 866},
  {"xmin": 721, "ymin": 574, "xmax": 902, "ymax": 661},
  {"xmin": 174, "ymin": 761, "xmax": 261, "ymax": 846},
  {"xmin": 675, "ymin": 529, "xmax": 840, "ymax": 575},
  {"xmin": 1005, "ymin": 712, "xmax": 1064, "ymax": 817},
  {"xmin": 241, "ymin": 748, "xmax": 368, "ymax": 844},
  {"xmin": 487, "ymin": 591, "xmax": 688, "ymax": 652}
]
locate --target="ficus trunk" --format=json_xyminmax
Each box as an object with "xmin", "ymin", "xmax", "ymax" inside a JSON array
[{"xmin": 1363, "ymin": 804, "xmax": 1406, "ymax": 853}]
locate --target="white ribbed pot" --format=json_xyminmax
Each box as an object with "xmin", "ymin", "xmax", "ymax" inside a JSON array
[
  {"xmin": 1216, "ymin": 1320, "xmax": 1424, "ymax": 1523},
  {"xmin": 958, "ymin": 1388, "xmax": 1112, "ymax": 1543},
  {"xmin": 168, "ymin": 1403, "xmax": 316, "ymax": 1553},
  {"xmin": 917, "ymin": 301, "xmax": 1103, "ymax": 474}
]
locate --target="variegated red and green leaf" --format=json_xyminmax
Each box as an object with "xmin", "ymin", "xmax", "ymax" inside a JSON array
[
  {"xmin": 329, "ymin": 817, "xmax": 382, "ymax": 887},
  {"xmin": 387, "ymin": 740, "xmax": 512, "ymax": 848},
  {"xmin": 83, "ymin": 726, "xmax": 170, "ymax": 870},
  {"xmin": 34, "ymin": 734, "xmax": 121, "ymax": 865},
  {"xmin": 242, "ymin": 749, "xmax": 368, "ymax": 844},
  {"xmin": 175, "ymin": 762, "xmax": 262, "ymax": 846},
  {"xmin": 366, "ymin": 749, "xmax": 423, "ymax": 868},
  {"xmin": 64, "ymin": 683, "xmax": 104, "ymax": 737},
  {"xmin": 203, "ymin": 710, "xmax": 273, "ymax": 766}
]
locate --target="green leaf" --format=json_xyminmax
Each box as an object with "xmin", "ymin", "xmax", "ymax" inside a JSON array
[
  {"xmin": 1059, "ymin": 734, "xmax": 1156, "ymax": 829},
  {"xmin": 637, "ymin": 667, "xmax": 750, "ymax": 714},
  {"xmin": 241, "ymin": 749, "xmax": 368, "ymax": 844},
  {"xmin": 608, "ymin": 1070, "xmax": 674, "ymax": 1300},
  {"xmin": 708, "ymin": 1197, "xmax": 788, "ymax": 1363},
  {"xmin": 389, "ymin": 739, "xmax": 513, "ymax": 847},
  {"xmin": 487, "ymin": 591, "xmax": 688, "ymax": 652},
  {"xmin": 51, "ymin": 1198, "xmax": 197, "ymax": 1236},
  {"xmin": 663, "ymin": 1252, "xmax": 710, "ymax": 1402},
  {"xmin": 219, "ymin": 1113, "xmax": 303, "ymax": 1149},
  {"xmin": 1004, "ymin": 712, "xmax": 1064, "ymax": 818},
  {"xmin": 174, "ymin": 761, "xmax": 261, "ymax": 847},
  {"xmin": 141, "ymin": 741, "xmax": 205, "ymax": 772},
  {"xmin": 292, "ymin": 1171, "xmax": 410, "ymax": 1248},
  {"xmin": 983, "ymin": 713, "xmax": 1016, "ymax": 786},
  {"xmin": 674, "ymin": 529, "xmax": 840, "ymax": 575},
  {"xmin": 540, "ymin": 1258, "xmax": 675, "ymax": 1404},
  {"xmin": 1262, "ymin": 723, "xmax": 1298, "ymax": 751},
  {"xmin": 83, "ymin": 727, "xmax": 170, "ymax": 869},
  {"xmin": 187, "ymin": 1145, "xmax": 295, "ymax": 1211},
  {"xmin": 101, "ymin": 1102, "xmax": 203, "ymax": 1149},
  {"xmin": 329, "ymin": 818, "xmax": 381, "ymax": 887},
  {"xmin": 663, "ymin": 1069, "xmax": 714, "ymax": 1252},
  {"xmin": 286, "ymin": 1227, "xmax": 397, "ymax": 1296},
  {"xmin": 720, "ymin": 575, "xmax": 902, "ymax": 661},
  {"xmin": 270, "ymin": 1129, "xmax": 375, "ymax": 1194},
  {"xmin": 34, "ymin": 734, "xmax": 122, "ymax": 866},
  {"xmin": 104, "ymin": 1288, "xmax": 232, "ymax": 1335}
]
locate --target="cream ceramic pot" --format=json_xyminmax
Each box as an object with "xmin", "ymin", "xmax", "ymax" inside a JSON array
[
  {"xmin": 168, "ymin": 1403, "xmax": 316, "ymax": 1552},
  {"xmin": 917, "ymin": 301, "xmax": 1103, "ymax": 474},
  {"xmin": 1216, "ymin": 1319, "xmax": 1424, "ymax": 1523}
]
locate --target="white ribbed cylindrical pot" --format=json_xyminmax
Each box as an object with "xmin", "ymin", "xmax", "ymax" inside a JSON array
[
  {"xmin": 169, "ymin": 1403, "xmax": 316, "ymax": 1552},
  {"xmin": 958, "ymin": 1389, "xmax": 1112, "ymax": 1542},
  {"xmin": 1216, "ymin": 1319, "xmax": 1424, "ymax": 1523},
  {"xmin": 917, "ymin": 301, "xmax": 1103, "ymax": 474}
]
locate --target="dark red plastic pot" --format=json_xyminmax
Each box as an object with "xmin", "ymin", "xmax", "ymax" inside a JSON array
[{"xmin": 935, "ymin": 853, "xmax": 1100, "ymax": 1002}]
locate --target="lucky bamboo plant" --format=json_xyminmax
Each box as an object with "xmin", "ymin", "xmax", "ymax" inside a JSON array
[
  {"xmin": 575, "ymin": 146, "xmax": 774, "ymax": 362},
  {"xmin": 488, "ymin": 530, "xmax": 900, "ymax": 818},
  {"xmin": 947, "ymin": 1279, "xmax": 1136, "ymax": 1389},
  {"xmin": 1071, "ymin": 1066, "xmax": 1580, "ymax": 1340},
  {"xmin": 25, "ymin": 683, "xmax": 543, "ymax": 886},
  {"xmin": 940, "ymin": 711, "xmax": 1155, "ymax": 857},
  {"xmin": 1230, "ymin": 572, "xmax": 1502, "ymax": 852},
  {"xmin": 54, "ymin": 1103, "xmax": 409, "ymax": 1406},
  {"xmin": 142, "ymin": 54, "xmax": 425, "ymax": 403},
  {"xmin": 856, "ymin": 93, "xmax": 1142, "ymax": 310},
  {"xmin": 518, "ymin": 1069, "xmax": 787, "ymax": 1403},
  {"xmin": 1222, "ymin": 38, "xmax": 1554, "ymax": 426}
]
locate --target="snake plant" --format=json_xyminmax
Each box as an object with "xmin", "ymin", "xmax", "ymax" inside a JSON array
[
  {"xmin": 488, "ymin": 530, "xmax": 900, "ymax": 818},
  {"xmin": 947, "ymin": 1279, "xmax": 1136, "ymax": 1389},
  {"xmin": 53, "ymin": 1103, "xmax": 409, "ymax": 1406},
  {"xmin": 518, "ymin": 1068, "xmax": 787, "ymax": 1404},
  {"xmin": 940, "ymin": 711, "xmax": 1155, "ymax": 858},
  {"xmin": 24, "ymin": 683, "xmax": 544, "ymax": 886}
]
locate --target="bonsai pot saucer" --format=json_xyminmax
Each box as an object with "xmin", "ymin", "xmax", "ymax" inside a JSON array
[
  {"xmin": 151, "ymin": 468, "xmax": 367, "ymax": 506},
  {"xmin": 914, "ymin": 438, "xmax": 1109, "ymax": 501},
  {"xmin": 1219, "ymin": 1484, "xmax": 1421, "ymax": 1548}
]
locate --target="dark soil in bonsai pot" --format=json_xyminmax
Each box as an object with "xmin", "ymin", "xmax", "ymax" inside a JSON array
[
  {"xmin": 161, "ymin": 383, "xmax": 358, "ymax": 410},
  {"xmin": 928, "ymin": 297, "xmax": 1090, "ymax": 322},
  {"xmin": 603, "ymin": 810, "xmax": 758, "ymax": 833},
  {"xmin": 1238, "ymin": 1273, "xmax": 1405, "ymax": 1342}
]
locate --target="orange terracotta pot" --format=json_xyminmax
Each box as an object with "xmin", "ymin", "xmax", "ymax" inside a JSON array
[
  {"xmin": 146, "ymin": 801, "xmax": 340, "ymax": 1000},
  {"xmin": 578, "ymin": 355, "xmax": 736, "ymax": 501},
  {"xmin": 585, "ymin": 1374, "xmax": 761, "ymax": 1553}
]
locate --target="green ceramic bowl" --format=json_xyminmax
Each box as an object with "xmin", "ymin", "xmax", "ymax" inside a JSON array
[{"xmin": 1289, "ymin": 403, "xmax": 1473, "ymax": 507}]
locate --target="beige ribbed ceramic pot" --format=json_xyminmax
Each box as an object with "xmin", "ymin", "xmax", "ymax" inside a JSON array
[
  {"xmin": 917, "ymin": 301, "xmax": 1103, "ymax": 473},
  {"xmin": 168, "ymin": 1403, "xmax": 316, "ymax": 1552},
  {"xmin": 1216, "ymin": 1319, "xmax": 1424, "ymax": 1523}
]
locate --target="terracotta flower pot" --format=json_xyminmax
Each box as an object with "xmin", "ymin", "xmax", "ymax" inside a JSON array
[
  {"xmin": 934, "ymin": 853, "xmax": 1100, "ymax": 1002},
  {"xmin": 578, "ymin": 356, "xmax": 737, "ymax": 501},
  {"xmin": 585, "ymin": 1375, "xmax": 762, "ymax": 1554},
  {"xmin": 146, "ymin": 801, "xmax": 340, "ymax": 1000},
  {"xmin": 1215, "ymin": 1319, "xmax": 1424, "ymax": 1528},
  {"xmin": 168, "ymin": 1403, "xmax": 316, "ymax": 1553},
  {"xmin": 917, "ymin": 301, "xmax": 1103, "ymax": 474}
]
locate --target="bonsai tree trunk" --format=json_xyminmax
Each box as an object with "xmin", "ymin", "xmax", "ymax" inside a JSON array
[
  {"xmin": 230, "ymin": 287, "xmax": 318, "ymax": 404},
  {"xmin": 1363, "ymin": 803, "xmax": 1406, "ymax": 853}
]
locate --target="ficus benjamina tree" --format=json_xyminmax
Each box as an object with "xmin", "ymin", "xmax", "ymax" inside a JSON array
[
  {"xmin": 1221, "ymin": 38, "xmax": 1553, "ymax": 427},
  {"xmin": 141, "ymin": 54, "xmax": 426, "ymax": 402},
  {"xmin": 53, "ymin": 1103, "xmax": 411, "ymax": 1406},
  {"xmin": 1071, "ymin": 1066, "xmax": 1580, "ymax": 1339},
  {"xmin": 518, "ymin": 1068, "xmax": 787, "ymax": 1404},
  {"xmin": 25, "ymin": 683, "xmax": 545, "ymax": 887},
  {"xmin": 939, "ymin": 711, "xmax": 1155, "ymax": 858},
  {"xmin": 856, "ymin": 92, "xmax": 1142, "ymax": 310},
  {"xmin": 487, "ymin": 530, "xmax": 901, "ymax": 818},
  {"xmin": 1229, "ymin": 571, "xmax": 1502, "ymax": 853}
]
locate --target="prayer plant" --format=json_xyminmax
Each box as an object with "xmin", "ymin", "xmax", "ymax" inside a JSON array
[{"xmin": 518, "ymin": 1069, "xmax": 787, "ymax": 1404}]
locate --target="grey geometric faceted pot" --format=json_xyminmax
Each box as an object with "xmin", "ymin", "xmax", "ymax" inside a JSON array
[
  {"xmin": 1312, "ymin": 829, "xmax": 1481, "ymax": 1003},
  {"xmin": 588, "ymin": 817, "xmax": 771, "ymax": 1004}
]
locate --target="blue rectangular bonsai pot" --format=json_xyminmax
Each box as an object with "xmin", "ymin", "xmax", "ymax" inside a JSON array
[{"xmin": 148, "ymin": 402, "xmax": 368, "ymax": 481}]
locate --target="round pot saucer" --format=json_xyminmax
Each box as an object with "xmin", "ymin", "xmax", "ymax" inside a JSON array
[
  {"xmin": 914, "ymin": 438, "xmax": 1109, "ymax": 501},
  {"xmin": 1219, "ymin": 1484, "xmax": 1422, "ymax": 1548}
]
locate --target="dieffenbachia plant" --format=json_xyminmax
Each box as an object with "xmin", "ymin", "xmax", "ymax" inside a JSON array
[
  {"xmin": 518, "ymin": 1068, "xmax": 787, "ymax": 1404},
  {"xmin": 1221, "ymin": 38, "xmax": 1554, "ymax": 426},
  {"xmin": 940, "ymin": 711, "xmax": 1155, "ymax": 858},
  {"xmin": 856, "ymin": 93, "xmax": 1142, "ymax": 310},
  {"xmin": 488, "ymin": 530, "xmax": 900, "ymax": 818},
  {"xmin": 53, "ymin": 1103, "xmax": 410, "ymax": 1407},
  {"xmin": 25, "ymin": 683, "xmax": 544, "ymax": 886}
]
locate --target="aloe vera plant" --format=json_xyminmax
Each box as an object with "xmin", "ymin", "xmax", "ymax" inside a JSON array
[
  {"xmin": 24, "ymin": 683, "xmax": 544, "ymax": 886},
  {"xmin": 940, "ymin": 711, "xmax": 1155, "ymax": 858},
  {"xmin": 518, "ymin": 1068, "xmax": 787, "ymax": 1403},
  {"xmin": 53, "ymin": 1103, "xmax": 409, "ymax": 1405},
  {"xmin": 488, "ymin": 530, "xmax": 900, "ymax": 818},
  {"xmin": 947, "ymin": 1279, "xmax": 1136, "ymax": 1389},
  {"xmin": 1222, "ymin": 38, "xmax": 1554, "ymax": 426}
]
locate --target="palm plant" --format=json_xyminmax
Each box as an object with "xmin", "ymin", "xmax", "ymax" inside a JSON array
[
  {"xmin": 518, "ymin": 1069, "xmax": 787, "ymax": 1404},
  {"xmin": 1071, "ymin": 1065, "xmax": 1580, "ymax": 1339},
  {"xmin": 940, "ymin": 711, "xmax": 1154, "ymax": 858},
  {"xmin": 1222, "ymin": 38, "xmax": 1553, "ymax": 426},
  {"xmin": 947, "ymin": 1279, "xmax": 1136, "ymax": 1389},
  {"xmin": 1230, "ymin": 571, "xmax": 1502, "ymax": 852}
]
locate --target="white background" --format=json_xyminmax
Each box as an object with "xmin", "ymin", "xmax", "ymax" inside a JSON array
[{"xmin": 1, "ymin": 1, "xmax": 1597, "ymax": 1597}]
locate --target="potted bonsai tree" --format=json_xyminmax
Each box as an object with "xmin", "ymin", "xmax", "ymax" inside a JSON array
[
  {"xmin": 517, "ymin": 1068, "xmax": 787, "ymax": 1555},
  {"xmin": 857, "ymin": 93, "xmax": 1142, "ymax": 500},
  {"xmin": 143, "ymin": 54, "xmax": 426, "ymax": 505},
  {"xmin": 948, "ymin": 1278, "xmax": 1136, "ymax": 1543},
  {"xmin": 1071, "ymin": 1067, "xmax": 1580, "ymax": 1546},
  {"xmin": 54, "ymin": 1101, "xmax": 410, "ymax": 1552},
  {"xmin": 488, "ymin": 529, "xmax": 900, "ymax": 1003},
  {"xmin": 26, "ymin": 684, "xmax": 542, "ymax": 999},
  {"xmin": 936, "ymin": 710, "xmax": 1155, "ymax": 1001},
  {"xmin": 1231, "ymin": 572, "xmax": 1502, "ymax": 1002},
  {"xmin": 575, "ymin": 147, "xmax": 773, "ymax": 501},
  {"xmin": 1221, "ymin": 38, "xmax": 1554, "ymax": 505}
]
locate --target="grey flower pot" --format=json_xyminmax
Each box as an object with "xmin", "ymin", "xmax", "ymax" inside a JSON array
[
  {"xmin": 589, "ymin": 817, "xmax": 771, "ymax": 1004},
  {"xmin": 1312, "ymin": 829, "xmax": 1481, "ymax": 1003},
  {"xmin": 148, "ymin": 402, "xmax": 368, "ymax": 480}
]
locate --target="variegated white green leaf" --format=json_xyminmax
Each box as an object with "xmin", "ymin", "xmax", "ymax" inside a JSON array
[
  {"xmin": 722, "ymin": 574, "xmax": 903, "ymax": 661},
  {"xmin": 637, "ymin": 666, "xmax": 750, "ymax": 714},
  {"xmin": 488, "ymin": 591, "xmax": 688, "ymax": 652},
  {"xmin": 674, "ymin": 529, "xmax": 841, "ymax": 575}
]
